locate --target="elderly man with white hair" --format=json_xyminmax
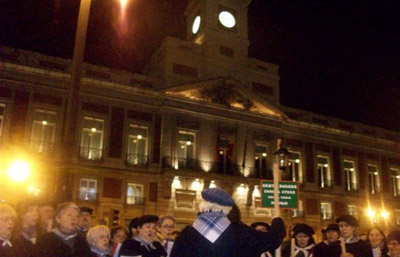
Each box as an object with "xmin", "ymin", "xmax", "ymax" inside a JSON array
[
  {"xmin": 170, "ymin": 187, "xmax": 285, "ymax": 257},
  {"xmin": 87, "ymin": 225, "xmax": 111, "ymax": 257},
  {"xmin": 0, "ymin": 203, "xmax": 17, "ymax": 256}
]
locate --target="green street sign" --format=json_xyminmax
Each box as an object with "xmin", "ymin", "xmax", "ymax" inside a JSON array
[{"xmin": 261, "ymin": 180, "xmax": 299, "ymax": 209}]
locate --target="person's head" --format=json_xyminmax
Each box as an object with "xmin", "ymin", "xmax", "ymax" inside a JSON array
[
  {"xmin": 359, "ymin": 232, "xmax": 367, "ymax": 241},
  {"xmin": 288, "ymin": 222, "xmax": 299, "ymax": 238},
  {"xmin": 251, "ymin": 222, "xmax": 271, "ymax": 233},
  {"xmin": 0, "ymin": 204, "xmax": 17, "ymax": 240},
  {"xmin": 293, "ymin": 223, "xmax": 315, "ymax": 248},
  {"xmin": 136, "ymin": 215, "xmax": 158, "ymax": 242},
  {"xmin": 38, "ymin": 201, "xmax": 54, "ymax": 225},
  {"xmin": 110, "ymin": 226, "xmax": 127, "ymax": 244},
  {"xmin": 16, "ymin": 199, "xmax": 39, "ymax": 231},
  {"xmin": 157, "ymin": 215, "xmax": 176, "ymax": 240},
  {"xmin": 128, "ymin": 217, "xmax": 139, "ymax": 238},
  {"xmin": 336, "ymin": 215, "xmax": 358, "ymax": 240},
  {"xmin": 78, "ymin": 207, "xmax": 93, "ymax": 230},
  {"xmin": 87, "ymin": 225, "xmax": 110, "ymax": 252},
  {"xmin": 199, "ymin": 188, "xmax": 235, "ymax": 215},
  {"xmin": 54, "ymin": 202, "xmax": 80, "ymax": 235},
  {"xmin": 368, "ymin": 227, "xmax": 386, "ymax": 248},
  {"xmin": 322, "ymin": 224, "xmax": 340, "ymax": 244},
  {"xmin": 387, "ymin": 230, "xmax": 400, "ymax": 257}
]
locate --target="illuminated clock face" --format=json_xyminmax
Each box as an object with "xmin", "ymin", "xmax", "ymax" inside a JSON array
[
  {"xmin": 192, "ymin": 15, "xmax": 201, "ymax": 34},
  {"xmin": 218, "ymin": 11, "xmax": 236, "ymax": 28}
]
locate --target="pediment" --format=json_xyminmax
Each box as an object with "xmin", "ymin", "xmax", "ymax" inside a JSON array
[{"xmin": 164, "ymin": 77, "xmax": 286, "ymax": 118}]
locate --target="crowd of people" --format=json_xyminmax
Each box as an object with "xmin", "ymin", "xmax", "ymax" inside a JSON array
[{"xmin": 0, "ymin": 188, "xmax": 399, "ymax": 257}]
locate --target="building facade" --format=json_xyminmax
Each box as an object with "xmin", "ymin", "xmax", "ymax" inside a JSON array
[{"xmin": 1, "ymin": 0, "xmax": 400, "ymax": 240}]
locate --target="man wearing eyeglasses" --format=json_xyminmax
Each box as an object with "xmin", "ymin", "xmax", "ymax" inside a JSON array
[{"xmin": 157, "ymin": 215, "xmax": 176, "ymax": 257}]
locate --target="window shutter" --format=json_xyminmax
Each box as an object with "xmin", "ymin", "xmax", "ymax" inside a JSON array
[
  {"xmin": 380, "ymin": 156, "xmax": 390, "ymax": 192},
  {"xmin": 358, "ymin": 152, "xmax": 366, "ymax": 190},
  {"xmin": 149, "ymin": 182, "xmax": 158, "ymax": 202},
  {"xmin": 103, "ymin": 178, "xmax": 122, "ymax": 198},
  {"xmin": 108, "ymin": 107, "xmax": 124, "ymax": 158},
  {"xmin": 305, "ymin": 199, "xmax": 318, "ymax": 215},
  {"xmin": 334, "ymin": 201, "xmax": 346, "ymax": 216},
  {"xmin": 11, "ymin": 90, "xmax": 30, "ymax": 142},
  {"xmin": 333, "ymin": 147, "xmax": 341, "ymax": 186},
  {"xmin": 305, "ymin": 142, "xmax": 315, "ymax": 183},
  {"xmin": 152, "ymin": 114, "xmax": 162, "ymax": 163}
]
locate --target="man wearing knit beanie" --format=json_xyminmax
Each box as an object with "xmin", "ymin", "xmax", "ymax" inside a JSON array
[{"xmin": 170, "ymin": 187, "xmax": 285, "ymax": 257}]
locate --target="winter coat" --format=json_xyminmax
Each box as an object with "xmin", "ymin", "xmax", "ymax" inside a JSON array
[{"xmin": 118, "ymin": 238, "xmax": 167, "ymax": 257}]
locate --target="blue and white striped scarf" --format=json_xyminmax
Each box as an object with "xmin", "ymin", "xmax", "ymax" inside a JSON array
[{"xmin": 193, "ymin": 211, "xmax": 230, "ymax": 243}]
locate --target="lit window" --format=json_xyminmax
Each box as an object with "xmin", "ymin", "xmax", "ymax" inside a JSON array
[
  {"xmin": 254, "ymin": 144, "xmax": 268, "ymax": 179},
  {"xmin": 321, "ymin": 202, "xmax": 333, "ymax": 220},
  {"xmin": 0, "ymin": 103, "xmax": 5, "ymax": 138},
  {"xmin": 396, "ymin": 210, "xmax": 400, "ymax": 225},
  {"xmin": 127, "ymin": 124, "xmax": 149, "ymax": 165},
  {"xmin": 79, "ymin": 178, "xmax": 97, "ymax": 201},
  {"xmin": 348, "ymin": 205, "xmax": 358, "ymax": 218},
  {"xmin": 368, "ymin": 164, "xmax": 380, "ymax": 194},
  {"xmin": 177, "ymin": 130, "xmax": 196, "ymax": 169},
  {"xmin": 317, "ymin": 156, "xmax": 331, "ymax": 188},
  {"xmin": 126, "ymin": 183, "xmax": 144, "ymax": 205},
  {"xmin": 344, "ymin": 160, "xmax": 357, "ymax": 191},
  {"xmin": 80, "ymin": 117, "xmax": 104, "ymax": 160},
  {"xmin": 390, "ymin": 168, "xmax": 400, "ymax": 197},
  {"xmin": 288, "ymin": 151, "xmax": 302, "ymax": 183},
  {"xmin": 30, "ymin": 109, "xmax": 57, "ymax": 152}
]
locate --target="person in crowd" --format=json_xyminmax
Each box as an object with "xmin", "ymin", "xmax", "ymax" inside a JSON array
[
  {"xmin": 127, "ymin": 217, "xmax": 139, "ymax": 239},
  {"xmin": 386, "ymin": 230, "xmax": 400, "ymax": 257},
  {"xmin": 79, "ymin": 207, "xmax": 94, "ymax": 236},
  {"xmin": 87, "ymin": 225, "xmax": 111, "ymax": 257},
  {"xmin": 118, "ymin": 215, "xmax": 166, "ymax": 257},
  {"xmin": 336, "ymin": 214, "xmax": 373, "ymax": 257},
  {"xmin": 0, "ymin": 203, "xmax": 17, "ymax": 256},
  {"xmin": 157, "ymin": 215, "xmax": 176, "ymax": 257},
  {"xmin": 109, "ymin": 226, "xmax": 127, "ymax": 257},
  {"xmin": 32, "ymin": 202, "xmax": 92, "ymax": 257},
  {"xmin": 170, "ymin": 187, "xmax": 285, "ymax": 257},
  {"xmin": 251, "ymin": 222, "xmax": 271, "ymax": 233},
  {"xmin": 12, "ymin": 198, "xmax": 40, "ymax": 257},
  {"xmin": 281, "ymin": 223, "xmax": 315, "ymax": 257},
  {"xmin": 280, "ymin": 222, "xmax": 299, "ymax": 256},
  {"xmin": 313, "ymin": 223, "xmax": 341, "ymax": 257},
  {"xmin": 359, "ymin": 232, "xmax": 368, "ymax": 241},
  {"xmin": 37, "ymin": 200, "xmax": 54, "ymax": 236},
  {"xmin": 367, "ymin": 227, "xmax": 388, "ymax": 257}
]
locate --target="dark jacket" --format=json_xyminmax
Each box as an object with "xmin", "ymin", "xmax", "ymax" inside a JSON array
[
  {"xmin": 312, "ymin": 241, "xmax": 342, "ymax": 257},
  {"xmin": 170, "ymin": 217, "xmax": 285, "ymax": 257},
  {"xmin": 311, "ymin": 238, "xmax": 373, "ymax": 257},
  {"xmin": 118, "ymin": 239, "xmax": 167, "ymax": 257},
  {"xmin": 11, "ymin": 234, "xmax": 35, "ymax": 257},
  {"xmin": 0, "ymin": 239, "xmax": 17, "ymax": 257},
  {"xmin": 32, "ymin": 231, "xmax": 92, "ymax": 257}
]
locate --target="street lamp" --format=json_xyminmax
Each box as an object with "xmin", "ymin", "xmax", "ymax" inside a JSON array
[
  {"xmin": 7, "ymin": 160, "xmax": 31, "ymax": 182},
  {"xmin": 274, "ymin": 146, "xmax": 290, "ymax": 171}
]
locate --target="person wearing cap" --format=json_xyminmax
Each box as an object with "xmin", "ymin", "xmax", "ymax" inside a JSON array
[
  {"xmin": 118, "ymin": 215, "xmax": 167, "ymax": 257},
  {"xmin": 313, "ymin": 224, "xmax": 341, "ymax": 257},
  {"xmin": 32, "ymin": 202, "xmax": 92, "ymax": 257},
  {"xmin": 79, "ymin": 207, "xmax": 94, "ymax": 236},
  {"xmin": 251, "ymin": 222, "xmax": 271, "ymax": 233},
  {"xmin": 12, "ymin": 198, "xmax": 40, "ymax": 257},
  {"xmin": 0, "ymin": 203, "xmax": 18, "ymax": 257},
  {"xmin": 281, "ymin": 223, "xmax": 315, "ymax": 257},
  {"xmin": 336, "ymin": 214, "xmax": 373, "ymax": 257},
  {"xmin": 386, "ymin": 230, "xmax": 400, "ymax": 257},
  {"xmin": 170, "ymin": 187, "xmax": 285, "ymax": 257}
]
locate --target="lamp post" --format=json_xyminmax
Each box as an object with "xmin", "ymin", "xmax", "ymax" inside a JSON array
[{"xmin": 273, "ymin": 139, "xmax": 290, "ymax": 257}]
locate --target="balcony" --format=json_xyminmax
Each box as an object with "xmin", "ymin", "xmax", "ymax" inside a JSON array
[
  {"xmin": 30, "ymin": 140, "xmax": 54, "ymax": 153},
  {"xmin": 126, "ymin": 153, "xmax": 149, "ymax": 166},
  {"xmin": 80, "ymin": 147, "xmax": 103, "ymax": 161},
  {"xmin": 126, "ymin": 196, "xmax": 145, "ymax": 206},
  {"xmin": 162, "ymin": 156, "xmax": 243, "ymax": 176}
]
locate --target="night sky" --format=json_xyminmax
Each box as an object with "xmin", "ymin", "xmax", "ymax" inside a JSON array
[{"xmin": 1, "ymin": 0, "xmax": 399, "ymax": 131}]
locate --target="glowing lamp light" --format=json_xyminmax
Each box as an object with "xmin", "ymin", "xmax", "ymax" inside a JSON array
[
  {"xmin": 137, "ymin": 134, "xmax": 142, "ymax": 140},
  {"xmin": 191, "ymin": 178, "xmax": 201, "ymax": 191},
  {"xmin": 262, "ymin": 152, "xmax": 267, "ymax": 157},
  {"xmin": 350, "ymin": 168, "xmax": 355, "ymax": 171},
  {"xmin": 219, "ymin": 150, "xmax": 224, "ymax": 155},
  {"xmin": 172, "ymin": 176, "xmax": 181, "ymax": 189},
  {"xmin": 27, "ymin": 185, "xmax": 35, "ymax": 192},
  {"xmin": 374, "ymin": 172, "xmax": 379, "ymax": 175},
  {"xmin": 209, "ymin": 180, "xmax": 216, "ymax": 188},
  {"xmin": 252, "ymin": 185, "xmax": 261, "ymax": 197},
  {"xmin": 295, "ymin": 159, "xmax": 300, "ymax": 164},
  {"xmin": 186, "ymin": 141, "xmax": 192, "ymax": 146},
  {"xmin": 237, "ymin": 184, "xmax": 246, "ymax": 194},
  {"xmin": 324, "ymin": 164, "xmax": 329, "ymax": 168},
  {"xmin": 255, "ymin": 156, "xmax": 259, "ymax": 160},
  {"xmin": 42, "ymin": 120, "xmax": 48, "ymax": 126},
  {"xmin": 7, "ymin": 160, "xmax": 31, "ymax": 182},
  {"xmin": 91, "ymin": 127, "xmax": 97, "ymax": 133},
  {"xmin": 367, "ymin": 208, "xmax": 376, "ymax": 218},
  {"xmin": 120, "ymin": 0, "xmax": 128, "ymax": 7},
  {"xmin": 274, "ymin": 146, "xmax": 290, "ymax": 171},
  {"xmin": 381, "ymin": 210, "xmax": 389, "ymax": 219}
]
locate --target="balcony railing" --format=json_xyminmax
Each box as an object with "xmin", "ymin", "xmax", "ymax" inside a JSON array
[
  {"xmin": 126, "ymin": 196, "xmax": 145, "ymax": 205},
  {"xmin": 321, "ymin": 212, "xmax": 333, "ymax": 220},
  {"xmin": 77, "ymin": 191, "xmax": 98, "ymax": 201},
  {"xmin": 80, "ymin": 147, "xmax": 103, "ymax": 160},
  {"xmin": 345, "ymin": 182, "xmax": 358, "ymax": 191},
  {"xmin": 319, "ymin": 179, "xmax": 332, "ymax": 188},
  {"xmin": 162, "ymin": 157, "xmax": 243, "ymax": 176},
  {"xmin": 291, "ymin": 210, "xmax": 305, "ymax": 218},
  {"xmin": 126, "ymin": 153, "xmax": 149, "ymax": 166},
  {"xmin": 30, "ymin": 140, "xmax": 55, "ymax": 153}
]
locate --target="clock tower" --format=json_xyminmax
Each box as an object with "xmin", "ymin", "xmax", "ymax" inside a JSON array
[{"xmin": 185, "ymin": 0, "xmax": 251, "ymax": 63}]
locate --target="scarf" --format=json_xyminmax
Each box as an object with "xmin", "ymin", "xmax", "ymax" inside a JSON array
[
  {"xmin": 293, "ymin": 243, "xmax": 315, "ymax": 257},
  {"xmin": 52, "ymin": 228, "xmax": 78, "ymax": 241},
  {"xmin": 133, "ymin": 236, "xmax": 156, "ymax": 251},
  {"xmin": 192, "ymin": 211, "xmax": 230, "ymax": 243},
  {"xmin": 0, "ymin": 237, "xmax": 12, "ymax": 247},
  {"xmin": 90, "ymin": 245, "xmax": 110, "ymax": 257},
  {"xmin": 22, "ymin": 231, "xmax": 37, "ymax": 245},
  {"xmin": 345, "ymin": 236, "xmax": 361, "ymax": 244}
]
